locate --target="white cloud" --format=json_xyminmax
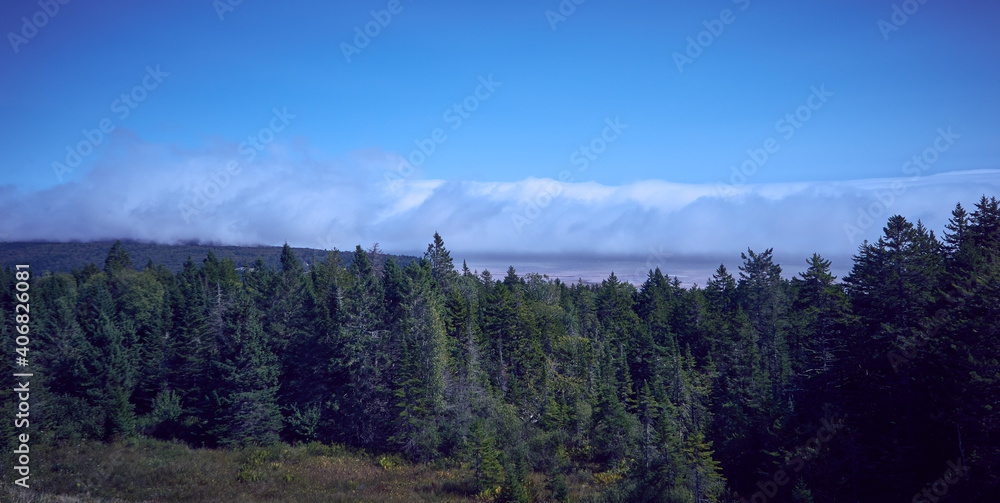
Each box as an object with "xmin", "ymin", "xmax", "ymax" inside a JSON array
[{"xmin": 3, "ymin": 133, "xmax": 998, "ymax": 284}]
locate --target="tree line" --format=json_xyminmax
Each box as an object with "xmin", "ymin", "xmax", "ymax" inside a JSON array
[{"xmin": 2, "ymin": 197, "xmax": 998, "ymax": 502}]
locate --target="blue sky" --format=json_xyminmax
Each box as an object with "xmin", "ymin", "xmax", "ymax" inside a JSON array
[{"xmin": 1, "ymin": 0, "xmax": 999, "ymax": 283}]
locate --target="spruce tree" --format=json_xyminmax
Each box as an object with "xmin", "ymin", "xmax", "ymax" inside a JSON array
[
  {"xmin": 425, "ymin": 232, "xmax": 458, "ymax": 292},
  {"xmin": 103, "ymin": 239, "xmax": 133, "ymax": 275},
  {"xmin": 471, "ymin": 419, "xmax": 504, "ymax": 495},
  {"xmin": 212, "ymin": 287, "xmax": 282, "ymax": 446},
  {"xmin": 338, "ymin": 245, "xmax": 391, "ymax": 447},
  {"xmin": 164, "ymin": 257, "xmax": 211, "ymax": 440},
  {"xmin": 789, "ymin": 253, "xmax": 851, "ymax": 399}
]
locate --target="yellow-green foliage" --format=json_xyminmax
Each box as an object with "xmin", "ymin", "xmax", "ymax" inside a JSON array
[
  {"xmin": 592, "ymin": 470, "xmax": 624, "ymax": 487},
  {"xmin": 237, "ymin": 447, "xmax": 270, "ymax": 483},
  {"xmin": 475, "ymin": 484, "xmax": 502, "ymax": 501},
  {"xmin": 377, "ymin": 453, "xmax": 404, "ymax": 471},
  {"xmin": 593, "ymin": 457, "xmax": 633, "ymax": 487}
]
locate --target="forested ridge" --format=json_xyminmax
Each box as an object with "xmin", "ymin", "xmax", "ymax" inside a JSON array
[
  {"xmin": 0, "ymin": 240, "xmax": 416, "ymax": 276},
  {"xmin": 3, "ymin": 197, "xmax": 999, "ymax": 502}
]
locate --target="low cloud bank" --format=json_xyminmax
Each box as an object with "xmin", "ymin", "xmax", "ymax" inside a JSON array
[{"xmin": 3, "ymin": 133, "xmax": 997, "ymax": 285}]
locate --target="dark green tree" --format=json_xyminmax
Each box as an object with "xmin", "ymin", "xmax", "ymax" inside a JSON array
[
  {"xmin": 425, "ymin": 231, "xmax": 459, "ymax": 292},
  {"xmin": 212, "ymin": 287, "xmax": 282, "ymax": 446},
  {"xmin": 103, "ymin": 239, "xmax": 133, "ymax": 275}
]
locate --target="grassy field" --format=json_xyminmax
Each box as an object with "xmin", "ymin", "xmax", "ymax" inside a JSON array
[{"xmin": 5, "ymin": 439, "xmax": 606, "ymax": 502}]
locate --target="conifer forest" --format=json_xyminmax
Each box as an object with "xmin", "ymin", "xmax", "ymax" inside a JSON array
[{"xmin": 3, "ymin": 198, "xmax": 999, "ymax": 502}]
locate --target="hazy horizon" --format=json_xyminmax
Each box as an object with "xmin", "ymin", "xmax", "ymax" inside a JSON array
[{"xmin": 2, "ymin": 0, "xmax": 998, "ymax": 284}]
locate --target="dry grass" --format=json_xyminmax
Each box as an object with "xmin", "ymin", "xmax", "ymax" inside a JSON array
[
  {"xmin": 5, "ymin": 439, "xmax": 608, "ymax": 502},
  {"xmin": 6, "ymin": 439, "xmax": 479, "ymax": 502}
]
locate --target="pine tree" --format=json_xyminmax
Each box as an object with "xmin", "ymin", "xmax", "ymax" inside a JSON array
[
  {"xmin": 267, "ymin": 244, "xmax": 321, "ymax": 440},
  {"xmin": 915, "ymin": 197, "xmax": 1000, "ymax": 498},
  {"xmin": 164, "ymin": 257, "xmax": 211, "ymax": 440},
  {"xmin": 471, "ymin": 419, "xmax": 504, "ymax": 495},
  {"xmin": 595, "ymin": 272, "xmax": 640, "ymax": 409},
  {"xmin": 386, "ymin": 257, "xmax": 419, "ymax": 451},
  {"xmin": 0, "ymin": 267, "xmax": 23, "ymax": 462},
  {"xmin": 707, "ymin": 306, "xmax": 769, "ymax": 494},
  {"xmin": 635, "ymin": 268, "xmax": 675, "ymax": 386},
  {"xmin": 497, "ymin": 457, "xmax": 530, "ymax": 503},
  {"xmin": 944, "ymin": 202, "xmax": 971, "ymax": 257},
  {"xmin": 840, "ymin": 214, "xmax": 946, "ymax": 498},
  {"xmin": 591, "ymin": 378, "xmax": 640, "ymax": 464},
  {"xmin": 201, "ymin": 250, "xmax": 241, "ymax": 295},
  {"xmin": 31, "ymin": 273, "xmax": 104, "ymax": 439},
  {"xmin": 402, "ymin": 259, "xmax": 451, "ymax": 459},
  {"xmin": 16, "ymin": 197, "xmax": 1000, "ymax": 502},
  {"xmin": 213, "ymin": 287, "xmax": 282, "ymax": 446},
  {"xmin": 969, "ymin": 195, "xmax": 1000, "ymax": 253},
  {"xmin": 441, "ymin": 275, "xmax": 488, "ymax": 458},
  {"xmin": 337, "ymin": 245, "xmax": 391, "ymax": 447},
  {"xmin": 308, "ymin": 249, "xmax": 350, "ymax": 442},
  {"xmin": 103, "ymin": 240, "xmax": 133, "ymax": 275},
  {"xmin": 425, "ymin": 232, "xmax": 458, "ymax": 292},
  {"xmin": 737, "ymin": 248, "xmax": 791, "ymax": 405},
  {"xmin": 112, "ymin": 266, "xmax": 168, "ymax": 416},
  {"xmin": 80, "ymin": 279, "xmax": 138, "ymax": 440},
  {"xmin": 789, "ymin": 254, "xmax": 851, "ymax": 399},
  {"xmin": 481, "ymin": 281, "xmax": 518, "ymax": 392},
  {"xmin": 704, "ymin": 264, "xmax": 737, "ymax": 314},
  {"xmin": 682, "ymin": 431, "xmax": 726, "ymax": 502},
  {"xmin": 638, "ymin": 381, "xmax": 660, "ymax": 470}
]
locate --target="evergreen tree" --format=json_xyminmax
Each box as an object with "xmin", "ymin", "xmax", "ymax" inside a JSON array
[
  {"xmin": 943, "ymin": 202, "xmax": 971, "ymax": 262},
  {"xmin": 481, "ymin": 281, "xmax": 518, "ymax": 392},
  {"xmin": 471, "ymin": 419, "xmax": 504, "ymax": 496},
  {"xmin": 737, "ymin": 248, "xmax": 791, "ymax": 405},
  {"xmin": 425, "ymin": 231, "xmax": 458, "ymax": 292},
  {"xmin": 77, "ymin": 278, "xmax": 138, "ymax": 440},
  {"xmin": 789, "ymin": 254, "xmax": 851, "ymax": 400},
  {"xmin": 112, "ymin": 266, "xmax": 168, "ymax": 416},
  {"xmin": 201, "ymin": 250, "xmax": 241, "ymax": 295},
  {"xmin": 103, "ymin": 239, "xmax": 133, "ymax": 275},
  {"xmin": 213, "ymin": 287, "xmax": 282, "ymax": 446},
  {"xmin": 497, "ymin": 457, "xmax": 530, "ymax": 503},
  {"xmin": 164, "ymin": 257, "xmax": 211, "ymax": 440},
  {"xmin": 269, "ymin": 244, "xmax": 321, "ymax": 440},
  {"xmin": 308, "ymin": 249, "xmax": 350, "ymax": 441},
  {"xmin": 15, "ymin": 198, "xmax": 1000, "ymax": 502},
  {"xmin": 840, "ymin": 214, "xmax": 946, "ymax": 498},
  {"xmin": 337, "ymin": 245, "xmax": 391, "ymax": 447}
]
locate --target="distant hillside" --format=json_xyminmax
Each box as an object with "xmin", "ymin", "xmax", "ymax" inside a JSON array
[{"xmin": 0, "ymin": 241, "xmax": 418, "ymax": 274}]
